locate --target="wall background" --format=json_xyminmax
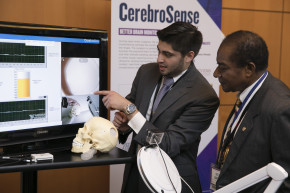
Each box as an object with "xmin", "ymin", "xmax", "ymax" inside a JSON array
[{"xmin": 0, "ymin": 0, "xmax": 289, "ymax": 192}]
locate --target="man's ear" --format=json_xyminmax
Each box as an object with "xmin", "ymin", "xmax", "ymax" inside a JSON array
[
  {"xmin": 185, "ymin": 51, "xmax": 195, "ymax": 63},
  {"xmin": 245, "ymin": 62, "xmax": 256, "ymax": 77}
]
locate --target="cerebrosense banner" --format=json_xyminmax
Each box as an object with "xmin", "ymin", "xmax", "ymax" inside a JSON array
[
  {"xmin": 118, "ymin": 3, "xmax": 201, "ymax": 23},
  {"xmin": 110, "ymin": 1, "xmax": 224, "ymax": 192}
]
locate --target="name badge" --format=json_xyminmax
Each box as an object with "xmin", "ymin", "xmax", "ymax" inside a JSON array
[{"xmin": 210, "ymin": 164, "xmax": 220, "ymax": 191}]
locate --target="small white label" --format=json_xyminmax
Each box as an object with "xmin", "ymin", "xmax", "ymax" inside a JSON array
[{"xmin": 210, "ymin": 164, "xmax": 220, "ymax": 191}]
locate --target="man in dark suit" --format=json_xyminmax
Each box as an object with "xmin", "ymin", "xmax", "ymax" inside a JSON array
[
  {"xmin": 95, "ymin": 22, "xmax": 219, "ymax": 193},
  {"xmin": 213, "ymin": 30, "xmax": 290, "ymax": 192}
]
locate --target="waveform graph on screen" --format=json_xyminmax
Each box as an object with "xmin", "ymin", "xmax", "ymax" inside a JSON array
[
  {"xmin": 0, "ymin": 99, "xmax": 47, "ymax": 126},
  {"xmin": 0, "ymin": 42, "xmax": 46, "ymax": 68}
]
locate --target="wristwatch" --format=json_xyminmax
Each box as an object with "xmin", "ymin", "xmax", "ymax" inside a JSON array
[{"xmin": 125, "ymin": 103, "xmax": 136, "ymax": 115}]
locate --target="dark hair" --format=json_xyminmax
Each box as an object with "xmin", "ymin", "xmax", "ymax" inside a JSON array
[
  {"xmin": 221, "ymin": 30, "xmax": 268, "ymax": 72},
  {"xmin": 157, "ymin": 22, "xmax": 203, "ymax": 58}
]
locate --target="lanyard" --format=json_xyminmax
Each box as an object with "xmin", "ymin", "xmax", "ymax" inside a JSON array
[{"xmin": 230, "ymin": 70, "xmax": 268, "ymax": 130}]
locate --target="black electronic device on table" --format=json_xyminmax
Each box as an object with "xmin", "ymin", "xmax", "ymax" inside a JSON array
[{"xmin": 0, "ymin": 21, "xmax": 108, "ymax": 156}]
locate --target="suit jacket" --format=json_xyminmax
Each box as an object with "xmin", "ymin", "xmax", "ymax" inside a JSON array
[
  {"xmin": 121, "ymin": 63, "xmax": 219, "ymax": 193},
  {"xmin": 216, "ymin": 72, "xmax": 290, "ymax": 192}
]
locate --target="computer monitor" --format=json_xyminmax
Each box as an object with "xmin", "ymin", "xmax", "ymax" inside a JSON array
[{"xmin": 0, "ymin": 21, "xmax": 108, "ymax": 155}]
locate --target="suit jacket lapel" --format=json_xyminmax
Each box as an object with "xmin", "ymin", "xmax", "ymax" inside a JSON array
[
  {"xmin": 219, "ymin": 110, "xmax": 257, "ymax": 177},
  {"xmin": 216, "ymin": 107, "xmax": 235, "ymax": 161},
  {"xmin": 150, "ymin": 64, "xmax": 195, "ymax": 122},
  {"xmin": 138, "ymin": 71, "xmax": 161, "ymax": 116},
  {"xmin": 150, "ymin": 85, "xmax": 189, "ymax": 122}
]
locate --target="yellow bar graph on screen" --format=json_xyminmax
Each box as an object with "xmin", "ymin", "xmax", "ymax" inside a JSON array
[{"xmin": 18, "ymin": 71, "xmax": 30, "ymax": 98}]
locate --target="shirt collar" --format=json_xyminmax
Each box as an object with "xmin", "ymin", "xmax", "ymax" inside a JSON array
[
  {"xmin": 238, "ymin": 72, "xmax": 268, "ymax": 102},
  {"xmin": 172, "ymin": 69, "xmax": 187, "ymax": 83}
]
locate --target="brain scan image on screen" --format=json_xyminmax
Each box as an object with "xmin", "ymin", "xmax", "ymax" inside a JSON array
[{"xmin": 61, "ymin": 57, "xmax": 99, "ymax": 96}]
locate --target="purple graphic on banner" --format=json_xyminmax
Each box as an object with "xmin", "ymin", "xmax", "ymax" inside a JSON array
[
  {"xmin": 197, "ymin": 135, "xmax": 217, "ymax": 192},
  {"xmin": 119, "ymin": 28, "xmax": 158, "ymax": 36},
  {"xmin": 196, "ymin": 0, "xmax": 221, "ymax": 192},
  {"xmin": 197, "ymin": 0, "xmax": 222, "ymax": 28}
]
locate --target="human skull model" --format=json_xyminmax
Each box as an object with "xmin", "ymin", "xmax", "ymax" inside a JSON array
[{"xmin": 71, "ymin": 117, "xmax": 118, "ymax": 153}]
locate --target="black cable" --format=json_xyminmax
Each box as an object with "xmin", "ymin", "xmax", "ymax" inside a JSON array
[
  {"xmin": 0, "ymin": 155, "xmax": 32, "ymax": 165},
  {"xmin": 154, "ymin": 137, "xmax": 194, "ymax": 193},
  {"xmin": 154, "ymin": 138, "xmax": 178, "ymax": 193}
]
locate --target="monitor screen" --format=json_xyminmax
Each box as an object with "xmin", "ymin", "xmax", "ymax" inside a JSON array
[{"xmin": 0, "ymin": 21, "xmax": 108, "ymax": 154}]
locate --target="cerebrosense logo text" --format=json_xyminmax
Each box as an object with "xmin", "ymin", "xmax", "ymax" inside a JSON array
[{"xmin": 119, "ymin": 3, "xmax": 200, "ymax": 24}]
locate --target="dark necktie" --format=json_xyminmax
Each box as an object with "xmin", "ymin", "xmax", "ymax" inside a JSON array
[
  {"xmin": 152, "ymin": 76, "xmax": 174, "ymax": 114},
  {"xmin": 217, "ymin": 97, "xmax": 242, "ymax": 168}
]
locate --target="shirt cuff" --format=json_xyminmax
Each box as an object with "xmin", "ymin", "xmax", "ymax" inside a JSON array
[{"xmin": 128, "ymin": 112, "xmax": 146, "ymax": 134}]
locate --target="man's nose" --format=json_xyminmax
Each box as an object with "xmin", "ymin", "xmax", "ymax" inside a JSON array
[
  {"xmin": 157, "ymin": 53, "xmax": 164, "ymax": 63},
  {"xmin": 213, "ymin": 68, "xmax": 220, "ymax": 78}
]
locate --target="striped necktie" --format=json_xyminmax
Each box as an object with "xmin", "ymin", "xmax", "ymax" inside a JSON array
[
  {"xmin": 234, "ymin": 98, "xmax": 242, "ymax": 114},
  {"xmin": 218, "ymin": 97, "xmax": 242, "ymax": 168}
]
